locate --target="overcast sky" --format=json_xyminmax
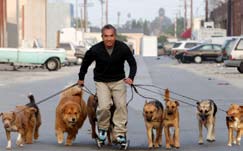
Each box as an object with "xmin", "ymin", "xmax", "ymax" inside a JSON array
[{"xmin": 50, "ymin": 0, "xmax": 205, "ymax": 27}]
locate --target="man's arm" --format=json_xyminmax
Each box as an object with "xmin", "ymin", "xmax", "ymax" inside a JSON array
[
  {"xmin": 78, "ymin": 49, "xmax": 95, "ymax": 85},
  {"xmin": 125, "ymin": 48, "xmax": 137, "ymax": 84}
]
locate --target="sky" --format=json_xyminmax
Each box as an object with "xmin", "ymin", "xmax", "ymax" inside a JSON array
[{"xmin": 50, "ymin": 0, "xmax": 206, "ymax": 28}]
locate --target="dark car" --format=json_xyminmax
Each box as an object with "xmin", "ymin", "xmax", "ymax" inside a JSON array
[
  {"xmin": 181, "ymin": 43, "xmax": 223, "ymax": 63},
  {"xmin": 221, "ymin": 38, "xmax": 238, "ymax": 60},
  {"xmin": 74, "ymin": 45, "xmax": 87, "ymax": 59}
]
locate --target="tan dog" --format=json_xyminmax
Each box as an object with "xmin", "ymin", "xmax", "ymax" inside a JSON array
[
  {"xmin": 0, "ymin": 106, "xmax": 37, "ymax": 150},
  {"xmin": 55, "ymin": 85, "xmax": 87, "ymax": 145},
  {"xmin": 196, "ymin": 99, "xmax": 217, "ymax": 144},
  {"xmin": 143, "ymin": 100, "xmax": 163, "ymax": 148},
  {"xmin": 163, "ymin": 89, "xmax": 180, "ymax": 149},
  {"xmin": 226, "ymin": 104, "xmax": 243, "ymax": 146},
  {"xmin": 87, "ymin": 94, "xmax": 115, "ymax": 145}
]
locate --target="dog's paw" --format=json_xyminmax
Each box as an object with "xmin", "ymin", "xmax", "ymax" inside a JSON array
[
  {"xmin": 206, "ymin": 139, "xmax": 215, "ymax": 142},
  {"xmin": 6, "ymin": 146, "xmax": 11, "ymax": 150},
  {"xmin": 227, "ymin": 143, "xmax": 232, "ymax": 146}
]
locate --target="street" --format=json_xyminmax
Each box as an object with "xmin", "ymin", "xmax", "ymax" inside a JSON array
[{"xmin": 0, "ymin": 56, "xmax": 243, "ymax": 151}]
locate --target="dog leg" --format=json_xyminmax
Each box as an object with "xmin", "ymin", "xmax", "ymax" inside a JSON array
[
  {"xmin": 206, "ymin": 123, "xmax": 214, "ymax": 142},
  {"xmin": 154, "ymin": 127, "xmax": 162, "ymax": 148},
  {"xmin": 159, "ymin": 126, "xmax": 163, "ymax": 146},
  {"xmin": 26, "ymin": 121, "xmax": 34, "ymax": 144},
  {"xmin": 34, "ymin": 114, "xmax": 41, "ymax": 140},
  {"xmin": 164, "ymin": 127, "xmax": 171, "ymax": 149},
  {"xmin": 56, "ymin": 129, "xmax": 64, "ymax": 144},
  {"xmin": 65, "ymin": 130, "xmax": 78, "ymax": 146},
  {"xmin": 5, "ymin": 130, "xmax": 12, "ymax": 150},
  {"xmin": 146, "ymin": 127, "xmax": 153, "ymax": 148},
  {"xmin": 174, "ymin": 127, "xmax": 180, "ymax": 148},
  {"xmin": 198, "ymin": 121, "xmax": 203, "ymax": 144},
  {"xmin": 91, "ymin": 120, "xmax": 97, "ymax": 139},
  {"xmin": 211, "ymin": 123, "xmax": 216, "ymax": 141},
  {"xmin": 16, "ymin": 132, "xmax": 24, "ymax": 147},
  {"xmin": 228, "ymin": 128, "xmax": 233, "ymax": 146},
  {"xmin": 236, "ymin": 130, "xmax": 241, "ymax": 145}
]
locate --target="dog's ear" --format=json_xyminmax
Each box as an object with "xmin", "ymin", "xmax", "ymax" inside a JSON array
[
  {"xmin": 164, "ymin": 88, "xmax": 170, "ymax": 102},
  {"xmin": 175, "ymin": 101, "xmax": 179, "ymax": 106},
  {"xmin": 12, "ymin": 112, "xmax": 16, "ymax": 120},
  {"xmin": 0, "ymin": 112, "xmax": 2, "ymax": 117},
  {"xmin": 196, "ymin": 102, "xmax": 200, "ymax": 106}
]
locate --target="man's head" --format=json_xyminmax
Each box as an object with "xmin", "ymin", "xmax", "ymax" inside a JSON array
[{"xmin": 101, "ymin": 24, "xmax": 116, "ymax": 49}]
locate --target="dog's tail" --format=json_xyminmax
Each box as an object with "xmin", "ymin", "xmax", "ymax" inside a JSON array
[
  {"xmin": 164, "ymin": 88, "xmax": 170, "ymax": 102},
  {"xmin": 28, "ymin": 93, "xmax": 36, "ymax": 104}
]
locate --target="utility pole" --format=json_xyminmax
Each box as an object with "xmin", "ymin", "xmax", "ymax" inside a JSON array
[
  {"xmin": 205, "ymin": 0, "xmax": 208, "ymax": 22},
  {"xmin": 99, "ymin": 0, "xmax": 104, "ymax": 28},
  {"xmin": 117, "ymin": 11, "xmax": 120, "ymax": 28},
  {"xmin": 184, "ymin": 0, "xmax": 187, "ymax": 30},
  {"xmin": 190, "ymin": 0, "xmax": 193, "ymax": 29},
  {"xmin": 105, "ymin": 0, "xmax": 108, "ymax": 24},
  {"xmin": 175, "ymin": 14, "xmax": 177, "ymax": 38},
  {"xmin": 84, "ymin": 0, "xmax": 87, "ymax": 32}
]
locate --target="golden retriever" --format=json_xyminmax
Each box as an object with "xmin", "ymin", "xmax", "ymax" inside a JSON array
[{"xmin": 55, "ymin": 85, "xmax": 87, "ymax": 145}]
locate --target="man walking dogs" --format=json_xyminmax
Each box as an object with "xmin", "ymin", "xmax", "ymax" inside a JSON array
[{"xmin": 78, "ymin": 24, "xmax": 137, "ymax": 146}]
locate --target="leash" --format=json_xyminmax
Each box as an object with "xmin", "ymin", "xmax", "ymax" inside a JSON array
[
  {"xmin": 35, "ymin": 83, "xmax": 78, "ymax": 105},
  {"xmin": 131, "ymin": 84, "xmax": 197, "ymax": 108},
  {"xmin": 130, "ymin": 84, "xmax": 162, "ymax": 102},
  {"xmin": 132, "ymin": 84, "xmax": 227, "ymax": 113}
]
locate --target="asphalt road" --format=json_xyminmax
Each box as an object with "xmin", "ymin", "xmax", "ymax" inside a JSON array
[{"xmin": 0, "ymin": 56, "xmax": 242, "ymax": 151}]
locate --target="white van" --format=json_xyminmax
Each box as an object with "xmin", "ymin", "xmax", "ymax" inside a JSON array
[{"xmin": 224, "ymin": 37, "xmax": 243, "ymax": 73}]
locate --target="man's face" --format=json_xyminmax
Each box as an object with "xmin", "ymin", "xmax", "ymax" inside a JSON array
[{"xmin": 102, "ymin": 28, "xmax": 116, "ymax": 49}]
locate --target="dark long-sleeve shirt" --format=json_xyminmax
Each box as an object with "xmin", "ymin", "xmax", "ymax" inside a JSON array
[{"xmin": 79, "ymin": 40, "xmax": 137, "ymax": 82}]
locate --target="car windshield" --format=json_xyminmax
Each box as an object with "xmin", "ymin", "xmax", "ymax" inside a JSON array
[
  {"xmin": 222, "ymin": 39, "xmax": 237, "ymax": 54},
  {"xmin": 173, "ymin": 42, "xmax": 182, "ymax": 48}
]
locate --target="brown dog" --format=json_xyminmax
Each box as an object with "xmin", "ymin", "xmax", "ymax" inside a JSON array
[
  {"xmin": 226, "ymin": 104, "xmax": 243, "ymax": 146},
  {"xmin": 143, "ymin": 100, "xmax": 163, "ymax": 148},
  {"xmin": 87, "ymin": 94, "xmax": 115, "ymax": 145},
  {"xmin": 55, "ymin": 85, "xmax": 87, "ymax": 145},
  {"xmin": 163, "ymin": 88, "xmax": 180, "ymax": 149},
  {"xmin": 0, "ymin": 106, "xmax": 37, "ymax": 150},
  {"xmin": 196, "ymin": 99, "xmax": 217, "ymax": 144}
]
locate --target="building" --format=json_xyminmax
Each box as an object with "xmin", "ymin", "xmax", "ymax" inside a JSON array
[
  {"xmin": 0, "ymin": 0, "xmax": 7, "ymax": 47},
  {"xmin": 47, "ymin": 3, "xmax": 73, "ymax": 48},
  {"xmin": 210, "ymin": 0, "xmax": 243, "ymax": 36},
  {"xmin": 6, "ymin": 0, "xmax": 47, "ymax": 48}
]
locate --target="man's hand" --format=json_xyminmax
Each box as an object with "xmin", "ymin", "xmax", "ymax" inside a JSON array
[
  {"xmin": 78, "ymin": 80, "xmax": 84, "ymax": 87},
  {"xmin": 124, "ymin": 78, "xmax": 133, "ymax": 85}
]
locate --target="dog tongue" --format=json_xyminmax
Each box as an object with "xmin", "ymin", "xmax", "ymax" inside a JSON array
[{"xmin": 201, "ymin": 120, "xmax": 206, "ymax": 125}]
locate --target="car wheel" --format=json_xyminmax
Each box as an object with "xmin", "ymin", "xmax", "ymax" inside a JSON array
[
  {"xmin": 194, "ymin": 56, "xmax": 202, "ymax": 64},
  {"xmin": 215, "ymin": 56, "xmax": 223, "ymax": 63},
  {"xmin": 46, "ymin": 58, "xmax": 60, "ymax": 71},
  {"xmin": 237, "ymin": 62, "xmax": 243, "ymax": 73}
]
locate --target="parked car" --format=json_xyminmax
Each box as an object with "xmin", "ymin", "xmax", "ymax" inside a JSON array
[
  {"xmin": 164, "ymin": 42, "xmax": 176, "ymax": 55},
  {"xmin": 221, "ymin": 38, "xmax": 238, "ymax": 60},
  {"xmin": 57, "ymin": 42, "xmax": 80, "ymax": 65},
  {"xmin": 0, "ymin": 41, "xmax": 66, "ymax": 71},
  {"xmin": 172, "ymin": 41, "xmax": 201, "ymax": 59},
  {"xmin": 74, "ymin": 45, "xmax": 87, "ymax": 59},
  {"xmin": 181, "ymin": 43, "xmax": 223, "ymax": 63},
  {"xmin": 224, "ymin": 37, "xmax": 243, "ymax": 73}
]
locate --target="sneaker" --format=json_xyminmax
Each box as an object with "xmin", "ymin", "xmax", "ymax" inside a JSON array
[
  {"xmin": 98, "ymin": 129, "xmax": 107, "ymax": 141},
  {"xmin": 116, "ymin": 135, "xmax": 126, "ymax": 143}
]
